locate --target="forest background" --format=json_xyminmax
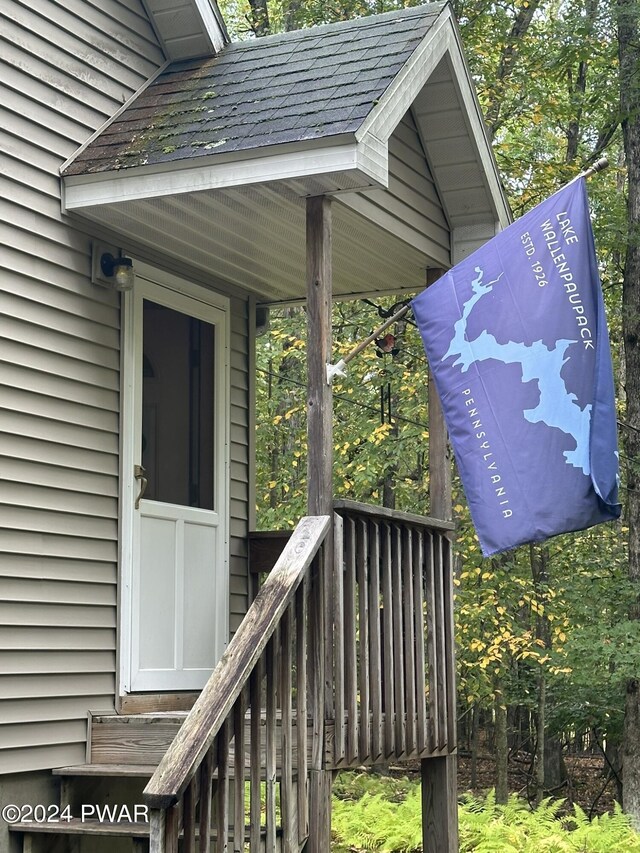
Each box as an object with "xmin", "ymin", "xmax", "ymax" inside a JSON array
[{"xmin": 219, "ymin": 0, "xmax": 640, "ymax": 823}]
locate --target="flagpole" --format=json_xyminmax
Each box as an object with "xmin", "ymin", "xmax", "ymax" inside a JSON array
[
  {"xmin": 326, "ymin": 303, "xmax": 410, "ymax": 383},
  {"xmin": 326, "ymin": 156, "xmax": 610, "ymax": 384},
  {"xmin": 577, "ymin": 156, "xmax": 609, "ymax": 179}
]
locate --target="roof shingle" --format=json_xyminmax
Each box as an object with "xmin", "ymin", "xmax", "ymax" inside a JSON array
[{"xmin": 63, "ymin": 3, "xmax": 445, "ymax": 176}]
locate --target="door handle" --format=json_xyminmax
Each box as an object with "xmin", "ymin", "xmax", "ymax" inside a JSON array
[{"xmin": 134, "ymin": 465, "xmax": 147, "ymax": 509}]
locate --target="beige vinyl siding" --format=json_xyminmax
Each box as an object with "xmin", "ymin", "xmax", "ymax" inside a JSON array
[
  {"xmin": 339, "ymin": 109, "xmax": 451, "ymax": 269},
  {"xmin": 0, "ymin": 0, "xmax": 164, "ymax": 774},
  {"xmin": 229, "ymin": 299, "xmax": 250, "ymax": 635}
]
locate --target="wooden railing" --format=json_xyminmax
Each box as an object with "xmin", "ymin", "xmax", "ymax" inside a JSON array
[
  {"xmin": 144, "ymin": 514, "xmax": 330, "ymax": 853},
  {"xmin": 332, "ymin": 500, "xmax": 457, "ymax": 767}
]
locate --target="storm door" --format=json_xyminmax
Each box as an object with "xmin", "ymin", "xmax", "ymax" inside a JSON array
[{"xmin": 123, "ymin": 274, "xmax": 229, "ymax": 693}]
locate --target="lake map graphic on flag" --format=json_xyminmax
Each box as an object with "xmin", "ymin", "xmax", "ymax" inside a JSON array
[{"xmin": 412, "ymin": 177, "xmax": 620, "ymax": 556}]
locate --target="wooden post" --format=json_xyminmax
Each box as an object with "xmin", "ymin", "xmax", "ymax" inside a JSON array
[
  {"xmin": 422, "ymin": 267, "xmax": 459, "ymax": 853},
  {"xmin": 306, "ymin": 195, "xmax": 333, "ymax": 853}
]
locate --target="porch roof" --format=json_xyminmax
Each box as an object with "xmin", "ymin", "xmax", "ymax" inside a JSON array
[
  {"xmin": 63, "ymin": 5, "xmax": 443, "ymax": 175},
  {"xmin": 62, "ymin": 3, "xmax": 511, "ymax": 304}
]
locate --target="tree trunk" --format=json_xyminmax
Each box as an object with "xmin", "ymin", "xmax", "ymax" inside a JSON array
[
  {"xmin": 535, "ymin": 673, "xmax": 546, "ymax": 804},
  {"xmin": 495, "ymin": 686, "xmax": 509, "ymax": 804},
  {"xmin": 618, "ymin": 0, "xmax": 640, "ymax": 825},
  {"xmin": 470, "ymin": 704, "xmax": 480, "ymax": 789}
]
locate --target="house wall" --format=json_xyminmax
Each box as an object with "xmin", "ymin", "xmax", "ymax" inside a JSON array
[
  {"xmin": 0, "ymin": 0, "xmax": 251, "ymax": 777},
  {"xmin": 339, "ymin": 109, "xmax": 451, "ymax": 270}
]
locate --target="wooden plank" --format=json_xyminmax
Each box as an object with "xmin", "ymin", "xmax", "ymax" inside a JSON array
[
  {"xmin": 265, "ymin": 632, "xmax": 278, "ymax": 853},
  {"xmin": 280, "ymin": 605, "xmax": 295, "ymax": 851},
  {"xmin": 166, "ymin": 805, "xmax": 180, "ymax": 853},
  {"xmin": 333, "ymin": 512, "xmax": 346, "ymax": 765},
  {"xmin": 392, "ymin": 526, "xmax": 406, "ymax": 758},
  {"xmin": 414, "ymin": 531, "xmax": 428, "ymax": 752},
  {"xmin": 443, "ymin": 538, "xmax": 457, "ymax": 750},
  {"xmin": 425, "ymin": 532, "xmax": 438, "ymax": 753},
  {"xmin": 424, "ymin": 264, "xmax": 458, "ymax": 853},
  {"xmin": 422, "ymin": 755, "xmax": 458, "ymax": 853},
  {"xmin": 249, "ymin": 660, "xmax": 263, "ymax": 852},
  {"xmin": 296, "ymin": 579, "xmax": 309, "ymax": 844},
  {"xmin": 198, "ymin": 747, "xmax": 213, "ymax": 853},
  {"xmin": 306, "ymin": 195, "xmax": 333, "ymax": 519},
  {"xmin": 216, "ymin": 722, "xmax": 230, "ymax": 853},
  {"xmin": 403, "ymin": 526, "xmax": 417, "ymax": 756},
  {"xmin": 434, "ymin": 535, "xmax": 448, "ymax": 750},
  {"xmin": 382, "ymin": 524, "xmax": 395, "ymax": 757},
  {"xmin": 144, "ymin": 515, "xmax": 329, "ymax": 809},
  {"xmin": 357, "ymin": 518, "xmax": 370, "ymax": 761},
  {"xmin": 305, "ymin": 195, "xmax": 333, "ymax": 853},
  {"xmin": 183, "ymin": 777, "xmax": 196, "ymax": 853},
  {"xmin": 233, "ymin": 692, "xmax": 246, "ymax": 853},
  {"xmin": 344, "ymin": 517, "xmax": 358, "ymax": 764},
  {"xmin": 333, "ymin": 499, "xmax": 454, "ymax": 532},
  {"xmin": 368, "ymin": 520, "xmax": 382, "ymax": 762}
]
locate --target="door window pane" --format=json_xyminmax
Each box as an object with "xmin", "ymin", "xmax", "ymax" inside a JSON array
[{"xmin": 142, "ymin": 300, "xmax": 214, "ymax": 510}]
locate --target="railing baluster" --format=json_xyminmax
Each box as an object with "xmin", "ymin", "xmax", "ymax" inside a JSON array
[
  {"xmin": 392, "ymin": 525, "xmax": 406, "ymax": 757},
  {"xmin": 344, "ymin": 518, "xmax": 358, "ymax": 764},
  {"xmin": 280, "ymin": 603, "xmax": 295, "ymax": 851},
  {"xmin": 333, "ymin": 512, "xmax": 345, "ymax": 766},
  {"xmin": 434, "ymin": 534, "xmax": 448, "ymax": 750},
  {"xmin": 166, "ymin": 804, "xmax": 180, "ymax": 853},
  {"xmin": 443, "ymin": 537, "xmax": 457, "ymax": 750},
  {"xmin": 368, "ymin": 519, "xmax": 382, "ymax": 762},
  {"xmin": 425, "ymin": 530, "xmax": 439, "ymax": 753},
  {"xmin": 199, "ymin": 747, "xmax": 214, "ymax": 853},
  {"xmin": 357, "ymin": 518, "xmax": 370, "ymax": 761},
  {"xmin": 382, "ymin": 522, "xmax": 395, "ymax": 757},
  {"xmin": 183, "ymin": 777, "xmax": 197, "ymax": 853},
  {"xmin": 249, "ymin": 658, "xmax": 263, "ymax": 852},
  {"xmin": 217, "ymin": 722, "xmax": 230, "ymax": 853},
  {"xmin": 265, "ymin": 631, "xmax": 278, "ymax": 852},
  {"xmin": 233, "ymin": 691, "xmax": 246, "ymax": 853},
  {"xmin": 296, "ymin": 579, "xmax": 309, "ymax": 843},
  {"xmin": 413, "ymin": 530, "xmax": 427, "ymax": 753},
  {"xmin": 403, "ymin": 526, "xmax": 417, "ymax": 755}
]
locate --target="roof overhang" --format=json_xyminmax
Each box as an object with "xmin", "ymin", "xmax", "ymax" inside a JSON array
[
  {"xmin": 142, "ymin": 0, "xmax": 228, "ymax": 60},
  {"xmin": 62, "ymin": 7, "xmax": 510, "ymax": 304}
]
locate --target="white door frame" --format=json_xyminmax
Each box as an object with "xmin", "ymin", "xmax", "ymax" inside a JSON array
[{"xmin": 118, "ymin": 262, "xmax": 230, "ymax": 695}]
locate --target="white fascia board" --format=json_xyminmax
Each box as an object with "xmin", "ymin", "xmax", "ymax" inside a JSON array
[
  {"xmin": 193, "ymin": 0, "xmax": 229, "ymax": 52},
  {"xmin": 357, "ymin": 5, "xmax": 510, "ymax": 231},
  {"xmin": 356, "ymin": 6, "xmax": 451, "ymax": 146},
  {"xmin": 445, "ymin": 23, "xmax": 511, "ymax": 229},
  {"xmin": 63, "ymin": 139, "xmax": 386, "ymax": 211}
]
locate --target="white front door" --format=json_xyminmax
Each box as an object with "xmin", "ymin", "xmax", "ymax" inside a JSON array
[{"xmin": 121, "ymin": 270, "xmax": 229, "ymax": 693}]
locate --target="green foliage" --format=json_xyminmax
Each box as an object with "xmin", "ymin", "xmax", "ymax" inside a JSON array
[{"xmin": 331, "ymin": 775, "xmax": 640, "ymax": 852}]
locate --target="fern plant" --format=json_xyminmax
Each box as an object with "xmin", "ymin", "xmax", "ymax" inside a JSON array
[{"xmin": 331, "ymin": 775, "xmax": 640, "ymax": 852}]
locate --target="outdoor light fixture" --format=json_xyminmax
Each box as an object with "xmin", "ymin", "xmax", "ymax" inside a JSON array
[
  {"xmin": 101, "ymin": 251, "xmax": 135, "ymax": 291},
  {"xmin": 91, "ymin": 242, "xmax": 135, "ymax": 291}
]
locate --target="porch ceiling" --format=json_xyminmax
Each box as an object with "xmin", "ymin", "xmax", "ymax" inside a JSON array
[{"xmin": 65, "ymin": 180, "xmax": 438, "ymax": 304}]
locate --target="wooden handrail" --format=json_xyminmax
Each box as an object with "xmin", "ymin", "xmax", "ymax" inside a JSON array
[
  {"xmin": 333, "ymin": 499, "xmax": 455, "ymax": 532},
  {"xmin": 144, "ymin": 514, "xmax": 331, "ymax": 811}
]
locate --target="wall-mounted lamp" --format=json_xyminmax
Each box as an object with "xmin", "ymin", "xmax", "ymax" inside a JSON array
[{"xmin": 91, "ymin": 242, "xmax": 135, "ymax": 291}]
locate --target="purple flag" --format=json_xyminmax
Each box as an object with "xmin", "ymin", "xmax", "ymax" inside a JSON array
[{"xmin": 412, "ymin": 177, "xmax": 620, "ymax": 556}]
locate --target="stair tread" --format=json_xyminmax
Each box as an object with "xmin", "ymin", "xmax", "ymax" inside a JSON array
[
  {"xmin": 53, "ymin": 763, "xmax": 157, "ymax": 777},
  {"xmin": 9, "ymin": 818, "xmax": 281, "ymax": 840},
  {"xmin": 9, "ymin": 819, "xmax": 150, "ymax": 837}
]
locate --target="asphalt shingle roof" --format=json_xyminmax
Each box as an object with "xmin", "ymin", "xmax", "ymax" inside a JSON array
[{"xmin": 63, "ymin": 3, "xmax": 445, "ymax": 175}]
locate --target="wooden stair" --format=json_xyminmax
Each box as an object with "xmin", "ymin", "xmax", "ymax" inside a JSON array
[{"xmin": 9, "ymin": 712, "xmax": 290, "ymax": 853}]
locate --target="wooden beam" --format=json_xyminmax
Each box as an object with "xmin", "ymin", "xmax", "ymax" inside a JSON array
[
  {"xmin": 423, "ymin": 267, "xmax": 459, "ymax": 853},
  {"xmin": 306, "ymin": 195, "xmax": 333, "ymax": 517},
  {"xmin": 305, "ymin": 195, "xmax": 333, "ymax": 853}
]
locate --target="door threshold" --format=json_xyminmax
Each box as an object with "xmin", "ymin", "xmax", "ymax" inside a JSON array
[{"xmin": 117, "ymin": 692, "xmax": 200, "ymax": 715}]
